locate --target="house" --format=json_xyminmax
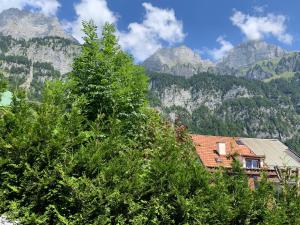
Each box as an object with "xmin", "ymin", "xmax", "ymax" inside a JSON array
[{"xmin": 191, "ymin": 135, "xmax": 300, "ymax": 189}]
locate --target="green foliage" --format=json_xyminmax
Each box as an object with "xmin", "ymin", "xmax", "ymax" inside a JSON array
[
  {"xmin": 28, "ymin": 36, "xmax": 77, "ymax": 49},
  {"xmin": 285, "ymin": 137, "xmax": 300, "ymax": 155},
  {"xmin": 0, "ymin": 22, "xmax": 299, "ymax": 224},
  {"xmin": 70, "ymin": 22, "xmax": 148, "ymax": 128},
  {"xmin": 188, "ymin": 105, "xmax": 244, "ymax": 136},
  {"xmin": 0, "ymin": 35, "xmax": 78, "ymax": 53},
  {"xmin": 0, "ymin": 55, "xmax": 31, "ymax": 66},
  {"xmin": 0, "ymin": 36, "xmax": 24, "ymax": 53},
  {"xmin": 0, "ymin": 72, "xmax": 7, "ymax": 92}
]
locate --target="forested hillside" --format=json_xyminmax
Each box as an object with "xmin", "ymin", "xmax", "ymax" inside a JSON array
[
  {"xmin": 0, "ymin": 22, "xmax": 299, "ymax": 224},
  {"xmin": 148, "ymin": 72, "xmax": 300, "ymax": 154}
]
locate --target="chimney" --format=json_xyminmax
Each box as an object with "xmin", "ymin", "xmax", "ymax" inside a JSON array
[
  {"xmin": 217, "ymin": 142, "xmax": 226, "ymax": 155},
  {"xmin": 260, "ymin": 159, "xmax": 264, "ymax": 168}
]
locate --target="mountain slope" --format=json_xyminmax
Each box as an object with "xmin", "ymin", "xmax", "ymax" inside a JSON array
[
  {"xmin": 217, "ymin": 40, "xmax": 286, "ymax": 69},
  {"xmin": 142, "ymin": 40, "xmax": 299, "ymax": 80},
  {"xmin": 143, "ymin": 45, "xmax": 214, "ymax": 77},
  {"xmin": 242, "ymin": 52, "xmax": 300, "ymax": 81},
  {"xmin": 0, "ymin": 8, "xmax": 75, "ymax": 41},
  {"xmin": 0, "ymin": 35, "xmax": 80, "ymax": 98},
  {"xmin": 148, "ymin": 71, "xmax": 300, "ymax": 153},
  {"xmin": 0, "ymin": 9, "xmax": 80, "ymax": 98},
  {"xmin": 215, "ymin": 40, "xmax": 288, "ymax": 79}
]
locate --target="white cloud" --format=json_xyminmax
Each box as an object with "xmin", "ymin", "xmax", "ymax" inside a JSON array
[
  {"xmin": 253, "ymin": 5, "xmax": 267, "ymax": 14},
  {"xmin": 118, "ymin": 2, "xmax": 185, "ymax": 62},
  {"xmin": 0, "ymin": 0, "xmax": 60, "ymax": 15},
  {"xmin": 64, "ymin": 1, "xmax": 185, "ymax": 61},
  {"xmin": 208, "ymin": 36, "xmax": 234, "ymax": 61},
  {"xmin": 230, "ymin": 10, "xmax": 293, "ymax": 44},
  {"xmin": 64, "ymin": 0, "xmax": 117, "ymax": 43}
]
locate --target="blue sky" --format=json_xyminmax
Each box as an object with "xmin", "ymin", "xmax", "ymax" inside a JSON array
[{"xmin": 1, "ymin": 0, "xmax": 300, "ymax": 61}]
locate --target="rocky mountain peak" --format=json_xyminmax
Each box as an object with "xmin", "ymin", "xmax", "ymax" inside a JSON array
[
  {"xmin": 143, "ymin": 45, "xmax": 215, "ymax": 77},
  {"xmin": 151, "ymin": 45, "xmax": 202, "ymax": 66},
  {"xmin": 0, "ymin": 8, "xmax": 75, "ymax": 41},
  {"xmin": 218, "ymin": 40, "xmax": 287, "ymax": 69}
]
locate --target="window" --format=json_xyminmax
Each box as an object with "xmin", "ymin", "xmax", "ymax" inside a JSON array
[{"xmin": 245, "ymin": 159, "xmax": 260, "ymax": 169}]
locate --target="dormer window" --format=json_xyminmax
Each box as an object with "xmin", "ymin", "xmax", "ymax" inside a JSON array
[
  {"xmin": 236, "ymin": 140, "xmax": 244, "ymax": 145},
  {"xmin": 246, "ymin": 159, "xmax": 260, "ymax": 169}
]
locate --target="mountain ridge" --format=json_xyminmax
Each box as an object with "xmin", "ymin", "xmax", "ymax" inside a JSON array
[
  {"xmin": 217, "ymin": 40, "xmax": 287, "ymax": 69},
  {"xmin": 0, "ymin": 8, "xmax": 76, "ymax": 42},
  {"xmin": 142, "ymin": 45, "xmax": 215, "ymax": 77},
  {"xmin": 1, "ymin": 8, "xmax": 299, "ymax": 82},
  {"xmin": 143, "ymin": 40, "xmax": 300, "ymax": 80}
]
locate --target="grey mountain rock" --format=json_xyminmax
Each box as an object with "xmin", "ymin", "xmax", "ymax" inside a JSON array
[
  {"xmin": 240, "ymin": 51, "xmax": 300, "ymax": 80},
  {"xmin": 149, "ymin": 73, "xmax": 300, "ymax": 141},
  {"xmin": 143, "ymin": 45, "xmax": 215, "ymax": 77},
  {"xmin": 0, "ymin": 36, "xmax": 80, "ymax": 72},
  {"xmin": 0, "ymin": 36, "xmax": 80, "ymax": 98},
  {"xmin": 275, "ymin": 52, "xmax": 300, "ymax": 74},
  {"xmin": 0, "ymin": 8, "xmax": 80, "ymax": 98},
  {"xmin": 0, "ymin": 8, "xmax": 75, "ymax": 41},
  {"xmin": 152, "ymin": 83, "xmax": 255, "ymax": 113},
  {"xmin": 143, "ymin": 41, "xmax": 292, "ymax": 80},
  {"xmin": 215, "ymin": 40, "xmax": 288, "ymax": 79},
  {"xmin": 1, "ymin": 36, "xmax": 81, "ymax": 74},
  {"xmin": 217, "ymin": 40, "xmax": 286, "ymax": 69},
  {"xmin": 245, "ymin": 64, "xmax": 273, "ymax": 80}
]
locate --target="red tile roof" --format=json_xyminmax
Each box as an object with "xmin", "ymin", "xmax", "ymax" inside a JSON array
[{"xmin": 191, "ymin": 134, "xmax": 257, "ymax": 168}]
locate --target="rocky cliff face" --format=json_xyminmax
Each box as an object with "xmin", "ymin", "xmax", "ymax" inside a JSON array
[
  {"xmin": 210, "ymin": 40, "xmax": 300, "ymax": 80},
  {"xmin": 1, "ymin": 36, "xmax": 81, "ymax": 74},
  {"xmin": 143, "ymin": 45, "xmax": 214, "ymax": 77},
  {"xmin": 245, "ymin": 64, "xmax": 273, "ymax": 80},
  {"xmin": 0, "ymin": 36, "xmax": 80, "ymax": 98},
  {"xmin": 153, "ymin": 83, "xmax": 254, "ymax": 112},
  {"xmin": 275, "ymin": 52, "xmax": 300, "ymax": 74},
  {"xmin": 215, "ymin": 40, "xmax": 288, "ymax": 79},
  {"xmin": 0, "ymin": 8, "xmax": 75, "ymax": 41},
  {"xmin": 0, "ymin": 9, "xmax": 81, "ymax": 98},
  {"xmin": 217, "ymin": 40, "xmax": 286, "ymax": 69},
  {"xmin": 238, "ymin": 52, "xmax": 300, "ymax": 81},
  {"xmin": 148, "ymin": 73, "xmax": 300, "ymax": 141}
]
